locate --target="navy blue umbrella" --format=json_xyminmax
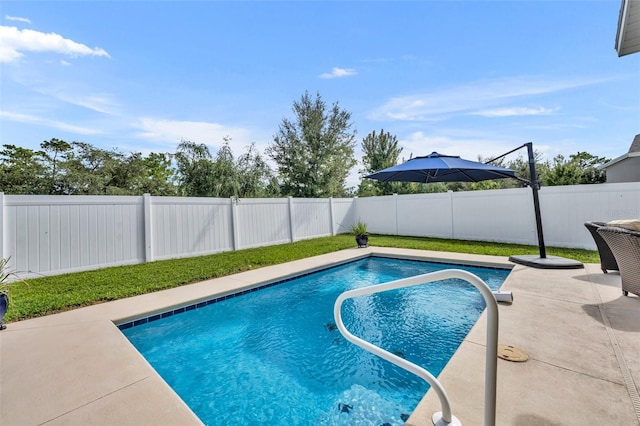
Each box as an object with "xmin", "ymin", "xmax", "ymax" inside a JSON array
[
  {"xmin": 365, "ymin": 146, "xmax": 583, "ymax": 269},
  {"xmin": 364, "ymin": 152, "xmax": 517, "ymax": 183}
]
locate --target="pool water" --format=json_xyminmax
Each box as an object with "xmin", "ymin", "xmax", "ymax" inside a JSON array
[{"xmin": 121, "ymin": 256, "xmax": 509, "ymax": 425}]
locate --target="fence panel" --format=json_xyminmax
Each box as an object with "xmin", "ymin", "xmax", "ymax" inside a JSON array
[
  {"xmin": 397, "ymin": 193, "xmax": 454, "ymax": 239},
  {"xmin": 452, "ymin": 188, "xmax": 534, "ymax": 245},
  {"xmin": 332, "ymin": 198, "xmax": 356, "ymax": 234},
  {"xmin": 539, "ymin": 182, "xmax": 640, "ymax": 249},
  {"xmin": 151, "ymin": 197, "xmax": 233, "ymax": 261},
  {"xmin": 292, "ymin": 199, "xmax": 332, "ymax": 240},
  {"xmin": 355, "ymin": 195, "xmax": 398, "ymax": 235},
  {"xmin": 4, "ymin": 195, "xmax": 144, "ymax": 276},
  {"xmin": 235, "ymin": 198, "xmax": 291, "ymax": 249}
]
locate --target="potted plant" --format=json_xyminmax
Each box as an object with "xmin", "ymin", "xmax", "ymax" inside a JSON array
[
  {"xmin": 0, "ymin": 257, "xmax": 26, "ymax": 330},
  {"xmin": 351, "ymin": 220, "xmax": 369, "ymax": 248}
]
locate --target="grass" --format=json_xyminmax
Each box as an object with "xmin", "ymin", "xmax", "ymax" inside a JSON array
[{"xmin": 4, "ymin": 234, "xmax": 599, "ymax": 322}]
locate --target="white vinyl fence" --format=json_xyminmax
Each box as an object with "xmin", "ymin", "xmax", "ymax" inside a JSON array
[
  {"xmin": 353, "ymin": 182, "xmax": 640, "ymax": 250},
  {"xmin": 0, "ymin": 194, "xmax": 355, "ymax": 278},
  {"xmin": 1, "ymin": 182, "xmax": 638, "ymax": 277}
]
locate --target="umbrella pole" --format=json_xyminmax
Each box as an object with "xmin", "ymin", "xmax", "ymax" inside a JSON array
[
  {"xmin": 526, "ymin": 142, "xmax": 547, "ymax": 259},
  {"xmin": 508, "ymin": 142, "xmax": 582, "ymax": 269}
]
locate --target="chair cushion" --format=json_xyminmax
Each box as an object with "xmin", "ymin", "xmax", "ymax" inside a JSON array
[{"xmin": 606, "ymin": 219, "xmax": 640, "ymax": 231}]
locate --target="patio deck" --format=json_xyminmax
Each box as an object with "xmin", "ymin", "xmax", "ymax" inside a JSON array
[{"xmin": 0, "ymin": 247, "xmax": 638, "ymax": 425}]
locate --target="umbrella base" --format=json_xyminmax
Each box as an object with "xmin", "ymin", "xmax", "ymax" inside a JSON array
[{"xmin": 509, "ymin": 254, "xmax": 584, "ymax": 269}]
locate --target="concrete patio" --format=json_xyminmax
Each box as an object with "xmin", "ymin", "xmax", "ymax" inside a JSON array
[{"xmin": 0, "ymin": 247, "xmax": 638, "ymax": 425}]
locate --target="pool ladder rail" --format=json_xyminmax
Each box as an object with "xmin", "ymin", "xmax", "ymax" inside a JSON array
[{"xmin": 333, "ymin": 269, "xmax": 500, "ymax": 426}]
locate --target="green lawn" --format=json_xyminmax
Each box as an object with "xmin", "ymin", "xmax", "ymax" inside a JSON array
[{"xmin": 4, "ymin": 234, "xmax": 598, "ymax": 322}]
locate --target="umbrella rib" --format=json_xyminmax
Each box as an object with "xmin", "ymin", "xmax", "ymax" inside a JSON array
[{"xmin": 458, "ymin": 169, "xmax": 477, "ymax": 182}]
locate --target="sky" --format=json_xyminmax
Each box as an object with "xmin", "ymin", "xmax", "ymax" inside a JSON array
[{"xmin": 1, "ymin": 0, "xmax": 639, "ymax": 189}]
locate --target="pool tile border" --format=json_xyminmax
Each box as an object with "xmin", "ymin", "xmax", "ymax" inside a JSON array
[
  {"xmin": 117, "ymin": 255, "xmax": 510, "ymax": 331},
  {"xmin": 117, "ymin": 280, "xmax": 282, "ymax": 330}
]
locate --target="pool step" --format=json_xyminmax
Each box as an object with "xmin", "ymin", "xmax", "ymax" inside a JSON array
[{"xmin": 317, "ymin": 384, "xmax": 409, "ymax": 426}]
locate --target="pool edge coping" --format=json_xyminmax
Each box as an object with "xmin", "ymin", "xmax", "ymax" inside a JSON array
[{"xmin": 114, "ymin": 248, "xmax": 513, "ymax": 327}]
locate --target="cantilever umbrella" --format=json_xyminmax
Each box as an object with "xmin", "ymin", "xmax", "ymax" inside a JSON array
[
  {"xmin": 365, "ymin": 149, "xmax": 583, "ymax": 269},
  {"xmin": 365, "ymin": 152, "xmax": 517, "ymax": 183}
]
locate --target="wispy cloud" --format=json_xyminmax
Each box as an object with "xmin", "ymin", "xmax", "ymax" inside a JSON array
[
  {"xmin": 54, "ymin": 93, "xmax": 119, "ymax": 115},
  {"xmin": 133, "ymin": 118, "xmax": 254, "ymax": 153},
  {"xmin": 0, "ymin": 110, "xmax": 104, "ymax": 135},
  {"xmin": 0, "ymin": 26, "xmax": 110, "ymax": 63},
  {"xmin": 7, "ymin": 70, "xmax": 120, "ymax": 115},
  {"xmin": 602, "ymin": 101, "xmax": 638, "ymax": 112},
  {"xmin": 399, "ymin": 131, "xmax": 553, "ymax": 161},
  {"xmin": 5, "ymin": 15, "xmax": 31, "ymax": 24},
  {"xmin": 319, "ymin": 67, "xmax": 357, "ymax": 79},
  {"xmin": 472, "ymin": 106, "xmax": 558, "ymax": 117},
  {"xmin": 368, "ymin": 76, "xmax": 608, "ymax": 122}
]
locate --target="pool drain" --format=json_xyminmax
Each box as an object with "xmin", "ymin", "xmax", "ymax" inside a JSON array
[{"xmin": 497, "ymin": 344, "xmax": 529, "ymax": 362}]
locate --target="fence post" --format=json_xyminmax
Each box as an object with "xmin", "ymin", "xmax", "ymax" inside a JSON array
[
  {"xmin": 0, "ymin": 192, "xmax": 4, "ymax": 261},
  {"xmin": 288, "ymin": 196, "xmax": 295, "ymax": 242},
  {"xmin": 230, "ymin": 197, "xmax": 239, "ymax": 250},
  {"xmin": 448, "ymin": 190, "xmax": 455, "ymax": 239},
  {"xmin": 394, "ymin": 193, "xmax": 399, "ymax": 235},
  {"xmin": 353, "ymin": 196, "xmax": 358, "ymax": 227},
  {"xmin": 143, "ymin": 193, "xmax": 153, "ymax": 262},
  {"xmin": 329, "ymin": 197, "xmax": 336, "ymax": 236}
]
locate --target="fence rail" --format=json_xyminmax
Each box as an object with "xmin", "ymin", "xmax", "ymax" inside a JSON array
[{"xmin": 1, "ymin": 182, "xmax": 638, "ymax": 277}]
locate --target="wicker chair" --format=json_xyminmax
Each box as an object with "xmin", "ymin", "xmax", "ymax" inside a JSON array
[
  {"xmin": 596, "ymin": 226, "xmax": 640, "ymax": 297},
  {"xmin": 584, "ymin": 221, "xmax": 619, "ymax": 273}
]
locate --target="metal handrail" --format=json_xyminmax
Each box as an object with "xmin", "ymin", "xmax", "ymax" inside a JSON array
[{"xmin": 333, "ymin": 269, "xmax": 499, "ymax": 426}]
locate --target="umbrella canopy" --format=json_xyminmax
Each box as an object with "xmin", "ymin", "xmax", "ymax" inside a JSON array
[{"xmin": 365, "ymin": 152, "xmax": 517, "ymax": 184}]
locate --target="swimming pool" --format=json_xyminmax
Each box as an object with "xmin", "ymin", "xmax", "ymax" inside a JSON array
[{"xmin": 121, "ymin": 256, "xmax": 510, "ymax": 425}]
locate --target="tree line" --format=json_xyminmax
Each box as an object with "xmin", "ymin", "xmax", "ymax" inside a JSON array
[{"xmin": 0, "ymin": 91, "xmax": 609, "ymax": 198}]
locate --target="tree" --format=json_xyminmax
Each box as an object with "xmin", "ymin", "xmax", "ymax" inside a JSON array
[
  {"xmin": 4, "ymin": 140, "xmax": 181, "ymax": 196},
  {"xmin": 267, "ymin": 91, "xmax": 357, "ymax": 197},
  {"xmin": 41, "ymin": 140, "xmax": 179, "ymax": 196},
  {"xmin": 174, "ymin": 140, "xmax": 216, "ymax": 197},
  {"xmin": 40, "ymin": 138, "xmax": 72, "ymax": 194},
  {"xmin": 102, "ymin": 151, "xmax": 178, "ymax": 196},
  {"xmin": 470, "ymin": 180, "xmax": 504, "ymax": 191},
  {"xmin": 358, "ymin": 129, "xmax": 403, "ymax": 196},
  {"xmin": 503, "ymin": 150, "xmax": 548, "ymax": 188},
  {"xmin": 569, "ymin": 151, "xmax": 608, "ymax": 184},
  {"xmin": 137, "ymin": 152, "xmax": 179, "ymax": 196},
  {"xmin": 471, "ymin": 150, "xmax": 550, "ymax": 190},
  {"xmin": 0, "ymin": 145, "xmax": 48, "ymax": 194},
  {"xmin": 175, "ymin": 138, "xmax": 278, "ymax": 198},
  {"xmin": 542, "ymin": 154, "xmax": 584, "ymax": 186},
  {"xmin": 237, "ymin": 143, "xmax": 279, "ymax": 198},
  {"xmin": 541, "ymin": 152, "xmax": 609, "ymax": 186},
  {"xmin": 481, "ymin": 149, "xmax": 608, "ymax": 188},
  {"xmin": 210, "ymin": 141, "xmax": 239, "ymax": 198},
  {"xmin": 57, "ymin": 142, "xmax": 125, "ymax": 195}
]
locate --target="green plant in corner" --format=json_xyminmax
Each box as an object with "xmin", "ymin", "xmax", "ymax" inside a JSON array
[{"xmin": 350, "ymin": 220, "xmax": 368, "ymax": 236}]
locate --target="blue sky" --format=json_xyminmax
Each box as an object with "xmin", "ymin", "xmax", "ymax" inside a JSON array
[{"xmin": 1, "ymin": 1, "xmax": 638, "ymax": 188}]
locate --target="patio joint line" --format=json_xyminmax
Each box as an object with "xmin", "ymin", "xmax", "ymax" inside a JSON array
[
  {"xmin": 531, "ymin": 358, "xmax": 631, "ymax": 387},
  {"xmin": 514, "ymin": 291, "xmax": 591, "ymax": 306},
  {"xmin": 464, "ymin": 338, "xmax": 625, "ymax": 387},
  {"xmin": 38, "ymin": 376, "xmax": 151, "ymax": 425},
  {"xmin": 594, "ymin": 294, "xmax": 640, "ymax": 423}
]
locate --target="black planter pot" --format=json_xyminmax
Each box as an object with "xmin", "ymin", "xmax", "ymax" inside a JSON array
[
  {"xmin": 355, "ymin": 234, "xmax": 369, "ymax": 248},
  {"xmin": 0, "ymin": 292, "xmax": 8, "ymax": 330}
]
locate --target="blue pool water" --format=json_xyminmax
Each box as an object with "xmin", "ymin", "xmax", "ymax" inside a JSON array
[{"xmin": 121, "ymin": 256, "xmax": 509, "ymax": 425}]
